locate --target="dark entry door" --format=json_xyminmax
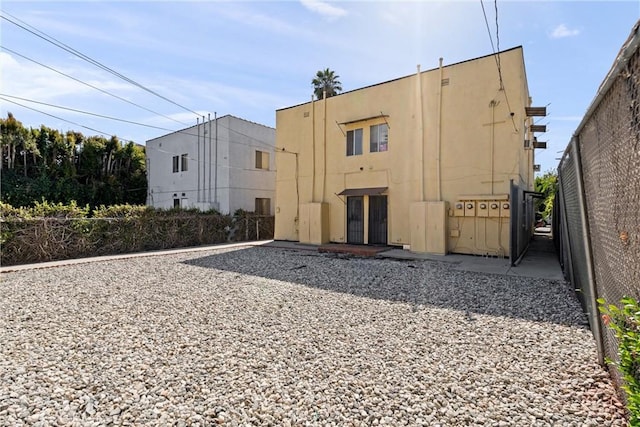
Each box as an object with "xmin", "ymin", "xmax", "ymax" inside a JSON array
[
  {"xmin": 347, "ymin": 196, "xmax": 364, "ymax": 244},
  {"xmin": 368, "ymin": 195, "xmax": 388, "ymax": 245}
]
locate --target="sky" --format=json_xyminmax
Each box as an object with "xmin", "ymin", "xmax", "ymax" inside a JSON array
[{"xmin": 1, "ymin": 0, "xmax": 639, "ymax": 175}]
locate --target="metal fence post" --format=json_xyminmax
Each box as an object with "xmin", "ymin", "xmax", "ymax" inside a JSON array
[
  {"xmin": 256, "ymin": 218, "xmax": 260, "ymax": 241},
  {"xmin": 572, "ymin": 137, "xmax": 605, "ymax": 366}
]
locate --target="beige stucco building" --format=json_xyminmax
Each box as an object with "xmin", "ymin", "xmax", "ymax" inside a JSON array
[{"xmin": 274, "ymin": 47, "xmax": 545, "ymax": 257}]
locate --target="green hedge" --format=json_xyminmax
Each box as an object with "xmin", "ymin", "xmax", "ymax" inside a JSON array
[{"xmin": 0, "ymin": 202, "xmax": 274, "ymax": 266}]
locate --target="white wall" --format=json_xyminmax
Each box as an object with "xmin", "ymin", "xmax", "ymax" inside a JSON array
[{"xmin": 146, "ymin": 115, "xmax": 275, "ymax": 214}]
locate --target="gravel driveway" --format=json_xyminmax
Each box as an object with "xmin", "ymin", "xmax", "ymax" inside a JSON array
[{"xmin": 0, "ymin": 245, "xmax": 626, "ymax": 426}]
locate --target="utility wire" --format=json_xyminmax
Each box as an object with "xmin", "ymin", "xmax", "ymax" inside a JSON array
[
  {"xmin": 2, "ymin": 96, "xmax": 275, "ymax": 175},
  {"xmin": 0, "ymin": 95, "xmax": 135, "ymax": 143},
  {"xmin": 480, "ymin": 0, "xmax": 497, "ymax": 55},
  {"xmin": 1, "ymin": 95, "xmax": 275, "ymax": 152},
  {"xmin": 479, "ymin": 0, "xmax": 518, "ymax": 133},
  {"xmin": 2, "ymin": 50, "xmax": 275, "ymax": 150},
  {"xmin": 494, "ymin": 0, "xmax": 503, "ymax": 90},
  {"xmin": 1, "ymin": 11, "xmax": 200, "ymax": 117},
  {"xmin": 1, "ymin": 46, "xmax": 191, "ymax": 127},
  {"xmin": 0, "ymin": 94, "xmax": 177, "ymax": 132},
  {"xmin": 2, "ymin": 14, "xmax": 278, "ymax": 150}
]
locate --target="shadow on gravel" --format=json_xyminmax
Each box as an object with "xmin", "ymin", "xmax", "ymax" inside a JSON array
[{"xmin": 182, "ymin": 246, "xmax": 588, "ymax": 328}]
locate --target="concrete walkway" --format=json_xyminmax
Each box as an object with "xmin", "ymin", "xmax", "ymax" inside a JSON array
[
  {"xmin": 2, "ymin": 235, "xmax": 564, "ymax": 282},
  {"xmin": 265, "ymin": 234, "xmax": 565, "ymax": 281}
]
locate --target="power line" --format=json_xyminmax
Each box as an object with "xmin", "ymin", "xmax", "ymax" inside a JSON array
[
  {"xmin": 1, "ymin": 46, "xmax": 190, "ymax": 127},
  {"xmin": 1, "ymin": 95, "xmax": 275, "ymax": 153},
  {"xmin": 479, "ymin": 0, "xmax": 518, "ymax": 132},
  {"xmin": 1, "ymin": 14, "xmax": 278, "ymax": 151},
  {"xmin": 0, "ymin": 95, "xmax": 135, "ymax": 143},
  {"xmin": 1, "ymin": 11, "xmax": 200, "ymax": 117},
  {"xmin": 480, "ymin": 0, "xmax": 496, "ymax": 55},
  {"xmin": 2, "ymin": 96, "xmax": 274, "ymax": 177},
  {"xmin": 494, "ymin": 0, "xmax": 503, "ymax": 89},
  {"xmin": 0, "ymin": 94, "xmax": 177, "ymax": 132},
  {"xmin": 2, "ymin": 46, "xmax": 276, "ymax": 150}
]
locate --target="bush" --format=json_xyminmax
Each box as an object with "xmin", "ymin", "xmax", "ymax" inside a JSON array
[
  {"xmin": 0, "ymin": 202, "xmax": 273, "ymax": 266},
  {"xmin": 598, "ymin": 296, "xmax": 640, "ymax": 426}
]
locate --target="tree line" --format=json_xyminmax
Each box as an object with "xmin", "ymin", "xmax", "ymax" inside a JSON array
[{"xmin": 0, "ymin": 113, "xmax": 147, "ymax": 208}]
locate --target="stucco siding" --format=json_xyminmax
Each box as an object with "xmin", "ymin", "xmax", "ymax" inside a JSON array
[
  {"xmin": 146, "ymin": 115, "xmax": 275, "ymax": 215},
  {"xmin": 275, "ymin": 47, "xmax": 536, "ymax": 255}
]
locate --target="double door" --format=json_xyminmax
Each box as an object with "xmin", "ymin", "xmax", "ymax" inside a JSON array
[{"xmin": 346, "ymin": 195, "xmax": 387, "ymax": 245}]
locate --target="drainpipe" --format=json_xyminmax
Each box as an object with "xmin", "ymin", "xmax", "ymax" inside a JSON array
[
  {"xmin": 416, "ymin": 65, "xmax": 425, "ymax": 201},
  {"xmin": 322, "ymin": 88, "xmax": 327, "ymax": 203},
  {"xmin": 214, "ymin": 112, "xmax": 218, "ymax": 208},
  {"xmin": 311, "ymin": 95, "xmax": 316, "ymax": 202},
  {"xmin": 202, "ymin": 115, "xmax": 206, "ymax": 206},
  {"xmin": 197, "ymin": 117, "xmax": 200, "ymax": 203},
  {"xmin": 208, "ymin": 113, "xmax": 212, "ymax": 204},
  {"xmin": 491, "ymin": 101, "xmax": 495, "ymax": 195},
  {"xmin": 437, "ymin": 57, "xmax": 443, "ymax": 201}
]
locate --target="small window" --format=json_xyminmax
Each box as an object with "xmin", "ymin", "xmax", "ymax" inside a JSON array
[
  {"xmin": 255, "ymin": 198, "xmax": 271, "ymax": 215},
  {"xmin": 173, "ymin": 198, "xmax": 180, "ymax": 208},
  {"xmin": 172, "ymin": 155, "xmax": 179, "ymax": 173},
  {"xmin": 370, "ymin": 124, "xmax": 388, "ymax": 153},
  {"xmin": 346, "ymin": 128, "xmax": 363, "ymax": 156},
  {"xmin": 255, "ymin": 150, "xmax": 270, "ymax": 170},
  {"xmin": 181, "ymin": 153, "xmax": 188, "ymax": 172}
]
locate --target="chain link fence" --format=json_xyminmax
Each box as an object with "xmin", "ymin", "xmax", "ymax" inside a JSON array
[{"xmin": 556, "ymin": 21, "xmax": 640, "ymax": 391}]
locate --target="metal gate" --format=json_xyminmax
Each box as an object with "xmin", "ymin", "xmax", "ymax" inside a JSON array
[
  {"xmin": 347, "ymin": 196, "xmax": 364, "ymax": 244},
  {"xmin": 368, "ymin": 195, "xmax": 388, "ymax": 245},
  {"xmin": 509, "ymin": 180, "xmax": 529, "ymax": 265}
]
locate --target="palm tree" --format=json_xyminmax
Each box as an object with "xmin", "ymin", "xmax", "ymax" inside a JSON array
[{"xmin": 312, "ymin": 68, "xmax": 342, "ymax": 100}]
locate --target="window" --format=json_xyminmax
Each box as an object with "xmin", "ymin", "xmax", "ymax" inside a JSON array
[
  {"xmin": 346, "ymin": 128, "xmax": 363, "ymax": 156},
  {"xmin": 370, "ymin": 124, "xmax": 388, "ymax": 152},
  {"xmin": 255, "ymin": 198, "xmax": 271, "ymax": 215},
  {"xmin": 181, "ymin": 153, "xmax": 188, "ymax": 172},
  {"xmin": 173, "ymin": 198, "xmax": 180, "ymax": 208},
  {"xmin": 255, "ymin": 150, "xmax": 270, "ymax": 170},
  {"xmin": 173, "ymin": 154, "xmax": 188, "ymax": 172}
]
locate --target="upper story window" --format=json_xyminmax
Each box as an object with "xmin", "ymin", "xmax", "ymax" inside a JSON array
[
  {"xmin": 181, "ymin": 153, "xmax": 188, "ymax": 172},
  {"xmin": 255, "ymin": 150, "xmax": 270, "ymax": 170},
  {"xmin": 172, "ymin": 154, "xmax": 188, "ymax": 173},
  {"xmin": 346, "ymin": 128, "xmax": 363, "ymax": 156},
  {"xmin": 370, "ymin": 124, "xmax": 388, "ymax": 152}
]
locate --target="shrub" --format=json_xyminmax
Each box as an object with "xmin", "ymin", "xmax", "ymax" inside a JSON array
[
  {"xmin": 598, "ymin": 296, "xmax": 640, "ymax": 426},
  {"xmin": 0, "ymin": 202, "xmax": 273, "ymax": 266}
]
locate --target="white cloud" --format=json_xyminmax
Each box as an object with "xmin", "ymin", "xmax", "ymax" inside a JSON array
[
  {"xmin": 550, "ymin": 24, "xmax": 580, "ymax": 39},
  {"xmin": 300, "ymin": 0, "xmax": 347, "ymax": 20}
]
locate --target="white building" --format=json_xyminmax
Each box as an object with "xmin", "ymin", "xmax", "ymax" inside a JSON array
[{"xmin": 146, "ymin": 115, "xmax": 275, "ymax": 215}]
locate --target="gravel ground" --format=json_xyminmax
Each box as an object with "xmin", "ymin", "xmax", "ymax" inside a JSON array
[{"xmin": 0, "ymin": 245, "xmax": 627, "ymax": 426}]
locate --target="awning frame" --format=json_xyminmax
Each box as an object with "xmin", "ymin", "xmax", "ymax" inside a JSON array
[{"xmin": 337, "ymin": 187, "xmax": 388, "ymax": 197}]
